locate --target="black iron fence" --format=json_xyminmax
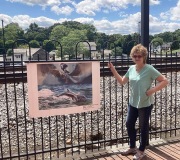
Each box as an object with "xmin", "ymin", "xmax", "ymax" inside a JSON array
[{"xmin": 0, "ymin": 42, "xmax": 180, "ymax": 160}]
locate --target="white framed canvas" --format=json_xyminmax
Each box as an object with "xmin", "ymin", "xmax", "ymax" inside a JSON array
[{"xmin": 26, "ymin": 61, "xmax": 100, "ymax": 118}]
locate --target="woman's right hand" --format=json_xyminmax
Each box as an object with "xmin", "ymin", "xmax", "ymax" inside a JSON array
[{"xmin": 108, "ymin": 62, "xmax": 113, "ymax": 69}]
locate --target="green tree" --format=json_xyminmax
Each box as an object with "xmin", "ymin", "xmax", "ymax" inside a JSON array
[
  {"xmin": 3, "ymin": 23, "xmax": 24, "ymax": 42},
  {"xmin": 149, "ymin": 35, "xmax": 154, "ymax": 44},
  {"xmin": 82, "ymin": 24, "xmax": 96, "ymax": 41},
  {"xmin": 35, "ymin": 33, "xmax": 47, "ymax": 42},
  {"xmin": 5, "ymin": 40, "xmax": 15, "ymax": 50},
  {"xmin": 95, "ymin": 32, "xmax": 109, "ymax": 49},
  {"xmin": 24, "ymin": 31, "xmax": 38, "ymax": 42},
  {"xmin": 29, "ymin": 40, "xmax": 40, "ymax": 48},
  {"xmin": 0, "ymin": 40, "xmax": 5, "ymax": 55},
  {"xmin": 62, "ymin": 21, "xmax": 83, "ymax": 30},
  {"xmin": 43, "ymin": 40, "xmax": 55, "ymax": 52},
  {"xmin": 61, "ymin": 30, "xmax": 87, "ymax": 58},
  {"xmin": 170, "ymin": 40, "xmax": 180, "ymax": 50},
  {"xmin": 112, "ymin": 34, "xmax": 125, "ymax": 47},
  {"xmin": 27, "ymin": 23, "xmax": 39, "ymax": 32},
  {"xmin": 50, "ymin": 25, "xmax": 70, "ymax": 41},
  {"xmin": 7, "ymin": 48, "xmax": 13, "ymax": 56},
  {"xmin": 132, "ymin": 33, "xmax": 139, "ymax": 44},
  {"xmin": 157, "ymin": 32, "xmax": 173, "ymax": 43},
  {"xmin": 111, "ymin": 47, "xmax": 123, "ymax": 56},
  {"xmin": 151, "ymin": 37, "xmax": 163, "ymax": 47},
  {"xmin": 25, "ymin": 23, "xmax": 48, "ymax": 42},
  {"xmin": 123, "ymin": 34, "xmax": 134, "ymax": 55},
  {"xmin": 172, "ymin": 29, "xmax": 180, "ymax": 47}
]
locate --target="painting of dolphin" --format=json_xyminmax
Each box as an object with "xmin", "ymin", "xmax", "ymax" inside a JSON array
[{"xmin": 57, "ymin": 89, "xmax": 87, "ymax": 102}]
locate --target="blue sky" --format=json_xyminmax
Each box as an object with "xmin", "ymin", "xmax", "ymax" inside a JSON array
[{"xmin": 0, "ymin": 0, "xmax": 180, "ymax": 35}]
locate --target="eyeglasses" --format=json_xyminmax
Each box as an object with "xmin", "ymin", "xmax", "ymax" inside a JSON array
[{"xmin": 132, "ymin": 55, "xmax": 143, "ymax": 59}]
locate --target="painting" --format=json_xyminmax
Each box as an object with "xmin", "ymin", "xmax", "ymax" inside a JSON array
[{"xmin": 27, "ymin": 61, "xmax": 100, "ymax": 118}]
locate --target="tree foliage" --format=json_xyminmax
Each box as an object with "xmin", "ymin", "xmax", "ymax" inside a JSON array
[
  {"xmin": 151, "ymin": 37, "xmax": 163, "ymax": 46},
  {"xmin": 61, "ymin": 30, "xmax": 87, "ymax": 57},
  {"xmin": 43, "ymin": 40, "xmax": 55, "ymax": 52},
  {"xmin": 50, "ymin": 25, "xmax": 70, "ymax": 41},
  {"xmin": 1, "ymin": 21, "xmax": 179, "ymax": 57},
  {"xmin": 5, "ymin": 40, "xmax": 15, "ymax": 50},
  {"xmin": 112, "ymin": 47, "xmax": 123, "ymax": 56},
  {"xmin": 29, "ymin": 40, "xmax": 40, "ymax": 48},
  {"xmin": 3, "ymin": 23, "xmax": 24, "ymax": 41}
]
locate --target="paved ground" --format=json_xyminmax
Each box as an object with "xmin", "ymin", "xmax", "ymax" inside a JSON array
[{"xmin": 58, "ymin": 137, "xmax": 180, "ymax": 160}]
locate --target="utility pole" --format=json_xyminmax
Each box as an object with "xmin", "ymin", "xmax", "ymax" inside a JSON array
[
  {"xmin": 141, "ymin": 0, "xmax": 149, "ymax": 51},
  {"xmin": 1, "ymin": 20, "xmax": 6, "ymax": 54},
  {"xmin": 138, "ymin": 21, "xmax": 141, "ymax": 43}
]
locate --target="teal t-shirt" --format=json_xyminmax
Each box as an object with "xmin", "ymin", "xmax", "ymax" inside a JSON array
[{"xmin": 125, "ymin": 64, "xmax": 161, "ymax": 108}]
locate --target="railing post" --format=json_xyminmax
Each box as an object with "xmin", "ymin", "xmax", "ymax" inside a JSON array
[
  {"xmin": 141, "ymin": 0, "xmax": 149, "ymax": 51},
  {"xmin": 141, "ymin": 0, "xmax": 150, "ymax": 145}
]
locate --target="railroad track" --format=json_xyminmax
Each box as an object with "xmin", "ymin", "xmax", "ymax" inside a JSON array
[{"xmin": 0, "ymin": 58, "xmax": 180, "ymax": 84}]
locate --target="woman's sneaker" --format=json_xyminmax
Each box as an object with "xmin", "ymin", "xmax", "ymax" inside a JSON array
[
  {"xmin": 133, "ymin": 150, "xmax": 145, "ymax": 160},
  {"xmin": 121, "ymin": 148, "xmax": 137, "ymax": 156}
]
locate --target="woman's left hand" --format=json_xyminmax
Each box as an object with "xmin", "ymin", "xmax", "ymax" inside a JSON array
[{"xmin": 146, "ymin": 88, "xmax": 155, "ymax": 96}]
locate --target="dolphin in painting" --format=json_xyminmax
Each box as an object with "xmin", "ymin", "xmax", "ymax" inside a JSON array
[{"xmin": 57, "ymin": 89, "xmax": 87, "ymax": 102}]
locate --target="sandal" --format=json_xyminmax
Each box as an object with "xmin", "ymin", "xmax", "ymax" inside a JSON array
[
  {"xmin": 121, "ymin": 148, "xmax": 137, "ymax": 156},
  {"xmin": 133, "ymin": 150, "xmax": 145, "ymax": 160}
]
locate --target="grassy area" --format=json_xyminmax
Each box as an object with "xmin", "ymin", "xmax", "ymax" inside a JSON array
[
  {"xmin": 161, "ymin": 49, "xmax": 180, "ymax": 55},
  {"xmin": 172, "ymin": 49, "xmax": 180, "ymax": 53}
]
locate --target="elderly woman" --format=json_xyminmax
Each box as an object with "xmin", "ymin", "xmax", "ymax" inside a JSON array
[{"xmin": 108, "ymin": 44, "xmax": 168, "ymax": 160}]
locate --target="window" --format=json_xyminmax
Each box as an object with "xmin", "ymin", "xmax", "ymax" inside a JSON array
[{"xmin": 15, "ymin": 55, "xmax": 21, "ymax": 59}]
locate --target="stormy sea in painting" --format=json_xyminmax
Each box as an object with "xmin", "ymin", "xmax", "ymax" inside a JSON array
[{"xmin": 38, "ymin": 83, "xmax": 92, "ymax": 110}]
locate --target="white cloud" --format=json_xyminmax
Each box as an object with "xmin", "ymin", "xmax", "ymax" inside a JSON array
[
  {"xmin": 160, "ymin": 12, "xmax": 169, "ymax": 20},
  {"xmin": 6, "ymin": 0, "xmax": 162, "ymax": 17},
  {"xmin": 169, "ymin": 0, "xmax": 180, "ymax": 21},
  {"xmin": 160, "ymin": 0, "xmax": 180, "ymax": 21},
  {"xmin": 1, "ymin": 0, "xmax": 180, "ymax": 35},
  {"xmin": 7, "ymin": 0, "xmax": 61, "ymax": 6},
  {"xmin": 51, "ymin": 5, "xmax": 74, "ymax": 15},
  {"xmin": 75, "ymin": 0, "xmax": 100, "ymax": 16},
  {"xmin": 1, "ymin": 11, "xmax": 180, "ymax": 35},
  {"xmin": 149, "ymin": 13, "xmax": 180, "ymax": 35},
  {"xmin": 0, "ymin": 14, "xmax": 57, "ymax": 29},
  {"xmin": 102, "ymin": 10, "xmax": 109, "ymax": 14},
  {"xmin": 74, "ymin": 0, "xmax": 134, "ymax": 16},
  {"xmin": 74, "ymin": 0, "xmax": 161, "ymax": 16},
  {"xmin": 0, "ymin": 14, "xmax": 12, "ymax": 25},
  {"xmin": 73, "ymin": 17, "xmax": 95, "ymax": 24},
  {"xmin": 118, "ymin": 11, "xmax": 130, "ymax": 18},
  {"xmin": 74, "ymin": 13, "xmax": 141, "ymax": 35},
  {"xmin": 111, "ymin": 12, "xmax": 141, "ymax": 35},
  {"xmin": 57, "ymin": 18, "xmax": 72, "ymax": 23},
  {"xmin": 150, "ymin": 0, "xmax": 161, "ymax": 5}
]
